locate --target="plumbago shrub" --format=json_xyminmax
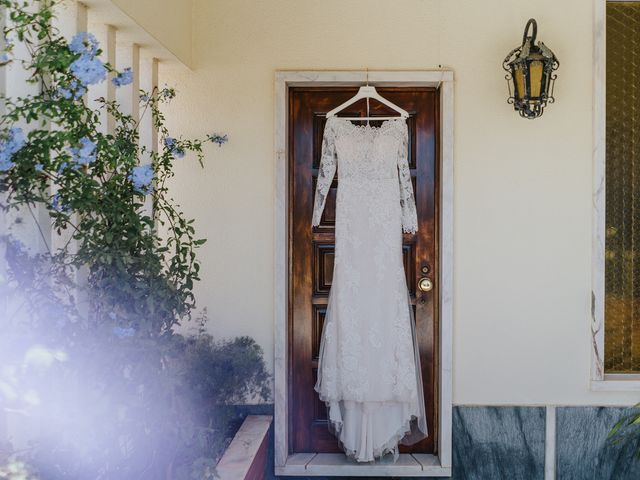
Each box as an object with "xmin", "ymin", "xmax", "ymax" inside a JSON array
[{"xmin": 0, "ymin": 1, "xmax": 267, "ymax": 479}]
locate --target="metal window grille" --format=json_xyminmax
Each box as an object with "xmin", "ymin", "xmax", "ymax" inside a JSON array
[{"xmin": 605, "ymin": 2, "xmax": 640, "ymax": 372}]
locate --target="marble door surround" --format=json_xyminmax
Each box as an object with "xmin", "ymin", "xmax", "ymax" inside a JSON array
[{"xmin": 273, "ymin": 70, "xmax": 454, "ymax": 477}]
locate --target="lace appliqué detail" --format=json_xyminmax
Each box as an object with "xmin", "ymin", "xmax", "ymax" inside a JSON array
[
  {"xmin": 397, "ymin": 122, "xmax": 418, "ymax": 234},
  {"xmin": 311, "ymin": 119, "xmax": 337, "ymax": 227}
]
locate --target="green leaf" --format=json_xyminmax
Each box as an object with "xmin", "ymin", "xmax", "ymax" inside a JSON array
[{"xmin": 609, "ymin": 417, "xmax": 628, "ymax": 438}]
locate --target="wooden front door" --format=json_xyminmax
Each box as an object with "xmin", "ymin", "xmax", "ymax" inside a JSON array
[{"xmin": 288, "ymin": 87, "xmax": 439, "ymax": 455}]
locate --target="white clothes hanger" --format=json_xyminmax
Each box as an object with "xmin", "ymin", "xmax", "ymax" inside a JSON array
[{"xmin": 326, "ymin": 69, "xmax": 409, "ymax": 123}]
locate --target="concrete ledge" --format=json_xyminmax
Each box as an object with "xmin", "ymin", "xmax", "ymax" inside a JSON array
[{"xmin": 216, "ymin": 414, "xmax": 272, "ymax": 480}]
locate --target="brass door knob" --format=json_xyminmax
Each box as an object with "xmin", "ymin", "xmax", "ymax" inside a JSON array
[{"xmin": 418, "ymin": 277, "xmax": 433, "ymax": 292}]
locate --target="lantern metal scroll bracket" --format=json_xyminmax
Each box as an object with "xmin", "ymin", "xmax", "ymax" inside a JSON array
[{"xmin": 503, "ymin": 18, "xmax": 560, "ymax": 119}]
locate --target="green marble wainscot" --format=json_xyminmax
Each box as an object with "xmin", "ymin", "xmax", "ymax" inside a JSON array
[
  {"xmin": 557, "ymin": 407, "xmax": 640, "ymax": 480},
  {"xmin": 450, "ymin": 406, "xmax": 546, "ymax": 480}
]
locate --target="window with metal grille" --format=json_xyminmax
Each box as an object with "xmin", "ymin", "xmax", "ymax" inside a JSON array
[{"xmin": 605, "ymin": 1, "xmax": 640, "ymax": 372}]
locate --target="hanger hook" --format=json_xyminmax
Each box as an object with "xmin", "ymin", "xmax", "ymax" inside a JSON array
[{"xmin": 366, "ymin": 67, "xmax": 369, "ymax": 86}]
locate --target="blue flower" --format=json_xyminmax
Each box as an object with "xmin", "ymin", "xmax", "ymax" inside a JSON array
[
  {"xmin": 51, "ymin": 193, "xmax": 69, "ymax": 212},
  {"xmin": 57, "ymin": 86, "xmax": 72, "ymax": 100},
  {"xmin": 112, "ymin": 326, "xmax": 135, "ymax": 338},
  {"xmin": 68, "ymin": 136, "xmax": 96, "ymax": 165},
  {"xmin": 139, "ymin": 93, "xmax": 149, "ymax": 103},
  {"xmin": 163, "ymin": 137, "xmax": 185, "ymax": 158},
  {"xmin": 112, "ymin": 67, "xmax": 133, "ymax": 87},
  {"xmin": 209, "ymin": 133, "xmax": 228, "ymax": 147},
  {"xmin": 72, "ymin": 80, "xmax": 87, "ymax": 99},
  {"xmin": 69, "ymin": 32, "xmax": 99, "ymax": 56},
  {"xmin": 129, "ymin": 164, "xmax": 154, "ymax": 195},
  {"xmin": 7, "ymin": 127, "xmax": 25, "ymax": 152},
  {"xmin": 70, "ymin": 54, "xmax": 106, "ymax": 86},
  {"xmin": 57, "ymin": 79, "xmax": 86, "ymax": 100},
  {"xmin": 0, "ymin": 152, "xmax": 15, "ymax": 170},
  {"xmin": 0, "ymin": 127, "xmax": 25, "ymax": 171},
  {"xmin": 35, "ymin": 163, "xmax": 43, "ymax": 172},
  {"xmin": 0, "ymin": 53, "xmax": 9, "ymax": 64},
  {"xmin": 160, "ymin": 86, "xmax": 174, "ymax": 100}
]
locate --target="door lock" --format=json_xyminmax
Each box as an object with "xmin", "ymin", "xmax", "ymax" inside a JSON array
[{"xmin": 418, "ymin": 277, "xmax": 433, "ymax": 292}]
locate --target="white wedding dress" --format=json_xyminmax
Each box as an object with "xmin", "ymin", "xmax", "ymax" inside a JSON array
[{"xmin": 312, "ymin": 115, "xmax": 428, "ymax": 463}]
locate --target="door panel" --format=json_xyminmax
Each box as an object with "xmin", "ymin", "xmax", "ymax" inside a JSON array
[{"xmin": 289, "ymin": 87, "xmax": 440, "ymax": 455}]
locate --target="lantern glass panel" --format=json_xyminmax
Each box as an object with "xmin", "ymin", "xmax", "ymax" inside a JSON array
[
  {"xmin": 529, "ymin": 60, "xmax": 544, "ymax": 98},
  {"xmin": 514, "ymin": 65, "xmax": 526, "ymax": 100}
]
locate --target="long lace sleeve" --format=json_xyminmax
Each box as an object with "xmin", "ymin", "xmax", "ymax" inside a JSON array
[
  {"xmin": 397, "ymin": 123, "xmax": 418, "ymax": 233},
  {"xmin": 312, "ymin": 119, "xmax": 337, "ymax": 227}
]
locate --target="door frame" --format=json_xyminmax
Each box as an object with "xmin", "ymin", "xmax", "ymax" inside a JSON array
[{"xmin": 274, "ymin": 70, "xmax": 454, "ymax": 477}]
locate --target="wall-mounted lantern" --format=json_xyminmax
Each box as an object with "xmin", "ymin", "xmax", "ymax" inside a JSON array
[{"xmin": 503, "ymin": 18, "xmax": 559, "ymax": 119}]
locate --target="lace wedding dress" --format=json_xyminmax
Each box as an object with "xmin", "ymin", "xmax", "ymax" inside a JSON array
[{"xmin": 312, "ymin": 115, "xmax": 428, "ymax": 463}]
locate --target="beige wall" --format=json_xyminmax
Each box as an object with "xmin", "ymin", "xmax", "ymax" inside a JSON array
[
  {"xmin": 109, "ymin": 0, "xmax": 193, "ymax": 66},
  {"xmin": 154, "ymin": 0, "xmax": 640, "ymax": 405}
]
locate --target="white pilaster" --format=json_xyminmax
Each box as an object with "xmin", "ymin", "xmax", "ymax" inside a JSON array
[
  {"xmin": 0, "ymin": 2, "xmax": 47, "ymax": 451},
  {"xmin": 139, "ymin": 54, "xmax": 158, "ymax": 155},
  {"xmin": 50, "ymin": 1, "xmax": 88, "ymax": 254},
  {"xmin": 139, "ymin": 54, "xmax": 158, "ymax": 215},
  {"xmin": 86, "ymin": 21, "xmax": 115, "ymax": 134},
  {"xmin": 52, "ymin": 0, "xmax": 87, "ymax": 39},
  {"xmin": 115, "ymin": 41, "xmax": 140, "ymax": 121},
  {"xmin": 545, "ymin": 406, "xmax": 556, "ymax": 480},
  {"xmin": 2, "ymin": 3, "xmax": 47, "ymax": 254}
]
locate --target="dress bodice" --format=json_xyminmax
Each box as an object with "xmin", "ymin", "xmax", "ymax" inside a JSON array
[
  {"xmin": 311, "ymin": 116, "xmax": 418, "ymax": 233},
  {"xmin": 330, "ymin": 117, "xmax": 407, "ymax": 181}
]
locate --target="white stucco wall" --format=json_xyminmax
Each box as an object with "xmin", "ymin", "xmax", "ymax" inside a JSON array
[{"xmin": 149, "ymin": 0, "xmax": 640, "ymax": 406}]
